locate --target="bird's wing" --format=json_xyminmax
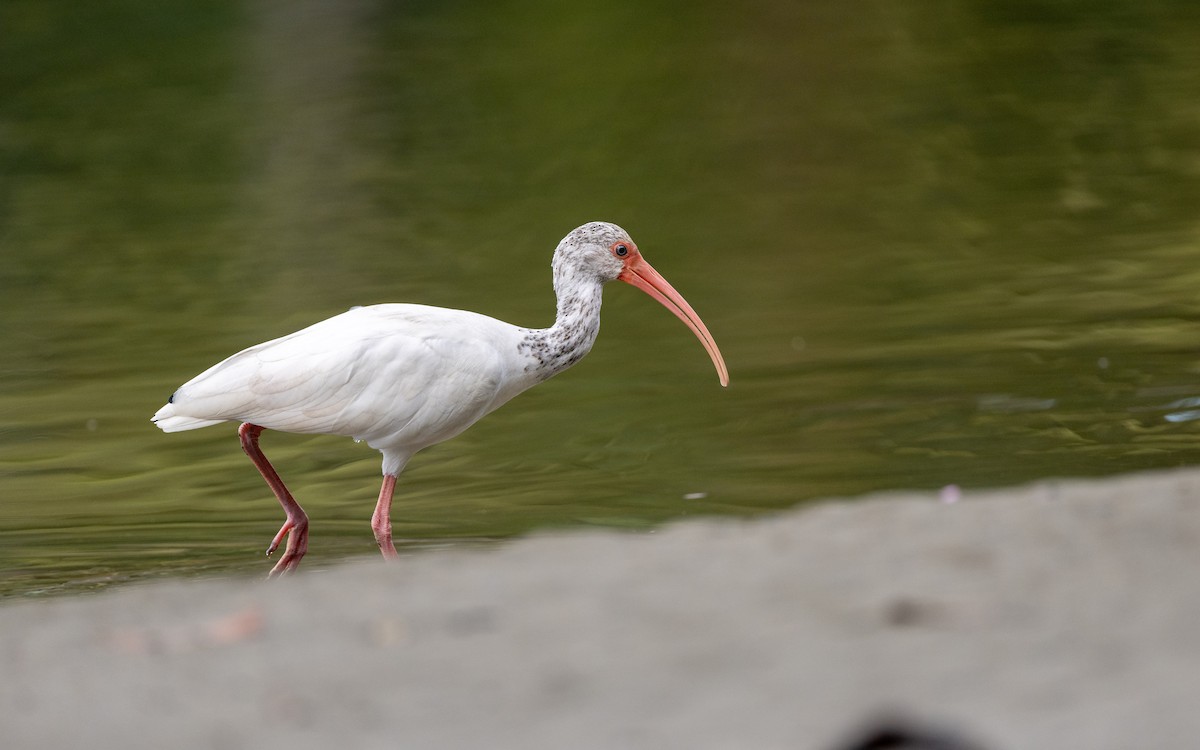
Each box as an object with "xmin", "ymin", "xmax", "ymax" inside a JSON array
[{"xmin": 155, "ymin": 305, "xmax": 525, "ymax": 444}]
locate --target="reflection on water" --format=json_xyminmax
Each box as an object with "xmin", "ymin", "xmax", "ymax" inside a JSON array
[{"xmin": 3, "ymin": 0, "xmax": 1200, "ymax": 596}]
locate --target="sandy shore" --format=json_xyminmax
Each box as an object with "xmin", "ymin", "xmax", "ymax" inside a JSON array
[{"xmin": 3, "ymin": 468, "xmax": 1199, "ymax": 749}]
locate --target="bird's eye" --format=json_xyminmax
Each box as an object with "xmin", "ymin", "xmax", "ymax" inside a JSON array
[{"xmin": 613, "ymin": 244, "xmax": 629, "ymax": 257}]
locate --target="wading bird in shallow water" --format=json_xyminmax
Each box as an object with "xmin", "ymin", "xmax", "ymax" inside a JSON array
[{"xmin": 152, "ymin": 222, "xmax": 729, "ymax": 577}]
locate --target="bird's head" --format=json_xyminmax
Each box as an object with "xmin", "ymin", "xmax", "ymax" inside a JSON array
[
  {"xmin": 552, "ymin": 221, "xmax": 634, "ymax": 284},
  {"xmin": 553, "ymin": 221, "xmax": 729, "ymax": 387}
]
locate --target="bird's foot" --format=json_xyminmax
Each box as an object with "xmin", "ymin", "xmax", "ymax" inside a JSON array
[
  {"xmin": 266, "ymin": 516, "xmax": 309, "ymax": 578},
  {"xmin": 370, "ymin": 487, "xmax": 400, "ymax": 562},
  {"xmin": 369, "ymin": 506, "xmax": 398, "ymax": 559},
  {"xmin": 377, "ymin": 538, "xmax": 399, "ymax": 561},
  {"xmin": 372, "ymin": 525, "xmax": 399, "ymax": 561}
]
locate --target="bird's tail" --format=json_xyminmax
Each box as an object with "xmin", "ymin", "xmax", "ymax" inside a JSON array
[{"xmin": 152, "ymin": 402, "xmax": 225, "ymax": 432}]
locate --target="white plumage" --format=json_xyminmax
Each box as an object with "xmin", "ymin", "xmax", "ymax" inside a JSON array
[
  {"xmin": 154, "ymin": 304, "xmax": 535, "ymax": 474},
  {"xmin": 153, "ymin": 222, "xmax": 728, "ymax": 576}
]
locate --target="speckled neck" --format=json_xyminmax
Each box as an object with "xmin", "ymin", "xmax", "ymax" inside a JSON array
[{"xmin": 516, "ymin": 272, "xmax": 605, "ymax": 382}]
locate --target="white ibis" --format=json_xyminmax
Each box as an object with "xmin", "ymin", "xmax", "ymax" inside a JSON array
[{"xmin": 152, "ymin": 222, "xmax": 728, "ymax": 576}]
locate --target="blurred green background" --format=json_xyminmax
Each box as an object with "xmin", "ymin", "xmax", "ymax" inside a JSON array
[{"xmin": 3, "ymin": 0, "xmax": 1200, "ymax": 596}]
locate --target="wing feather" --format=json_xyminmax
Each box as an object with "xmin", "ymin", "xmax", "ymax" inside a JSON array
[{"xmin": 152, "ymin": 304, "xmax": 531, "ymax": 449}]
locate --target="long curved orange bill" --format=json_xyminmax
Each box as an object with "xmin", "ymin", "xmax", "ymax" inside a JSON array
[{"xmin": 618, "ymin": 255, "xmax": 730, "ymax": 387}]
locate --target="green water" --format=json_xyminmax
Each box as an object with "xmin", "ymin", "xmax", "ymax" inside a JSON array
[{"xmin": 3, "ymin": 0, "xmax": 1200, "ymax": 596}]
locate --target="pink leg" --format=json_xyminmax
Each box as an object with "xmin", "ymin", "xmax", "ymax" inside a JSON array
[
  {"xmin": 238, "ymin": 422, "xmax": 309, "ymax": 578},
  {"xmin": 371, "ymin": 474, "xmax": 400, "ymax": 561}
]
